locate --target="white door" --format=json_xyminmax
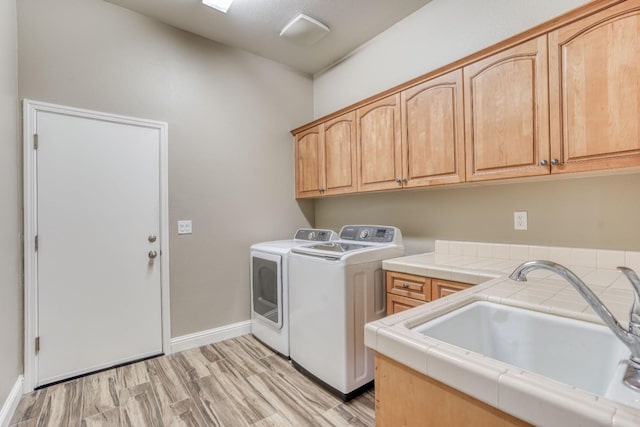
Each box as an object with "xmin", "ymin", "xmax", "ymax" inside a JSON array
[{"xmin": 28, "ymin": 104, "xmax": 168, "ymax": 387}]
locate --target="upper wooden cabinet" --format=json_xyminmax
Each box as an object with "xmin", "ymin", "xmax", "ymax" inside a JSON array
[
  {"xmin": 548, "ymin": 0, "xmax": 640, "ymax": 173},
  {"xmin": 292, "ymin": 0, "xmax": 640, "ymax": 198},
  {"xmin": 295, "ymin": 126, "xmax": 323, "ymax": 198},
  {"xmin": 323, "ymin": 112, "xmax": 357, "ymax": 195},
  {"xmin": 401, "ymin": 69, "xmax": 465, "ymax": 187},
  {"xmin": 357, "ymin": 94, "xmax": 403, "ymax": 192},
  {"xmin": 464, "ymin": 35, "xmax": 550, "ymax": 182},
  {"xmin": 294, "ymin": 112, "xmax": 357, "ymax": 198}
]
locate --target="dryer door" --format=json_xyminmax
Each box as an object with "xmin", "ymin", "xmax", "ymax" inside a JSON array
[{"xmin": 250, "ymin": 251, "xmax": 283, "ymax": 329}]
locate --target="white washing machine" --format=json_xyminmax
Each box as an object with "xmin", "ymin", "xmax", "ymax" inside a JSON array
[
  {"xmin": 250, "ymin": 229, "xmax": 337, "ymax": 357},
  {"xmin": 289, "ymin": 225, "xmax": 404, "ymax": 400}
]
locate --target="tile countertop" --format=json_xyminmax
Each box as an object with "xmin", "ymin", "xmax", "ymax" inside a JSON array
[{"xmin": 369, "ymin": 240, "xmax": 640, "ymax": 427}]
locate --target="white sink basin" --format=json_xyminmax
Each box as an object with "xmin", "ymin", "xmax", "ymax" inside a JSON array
[{"xmin": 412, "ymin": 301, "xmax": 640, "ymax": 408}]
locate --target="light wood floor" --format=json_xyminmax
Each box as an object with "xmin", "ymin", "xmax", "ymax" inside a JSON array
[{"xmin": 10, "ymin": 335, "xmax": 375, "ymax": 426}]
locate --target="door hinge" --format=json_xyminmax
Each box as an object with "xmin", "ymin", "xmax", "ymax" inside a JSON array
[
  {"xmin": 35, "ymin": 337, "xmax": 40, "ymax": 353},
  {"xmin": 35, "ymin": 235, "xmax": 38, "ymax": 252},
  {"xmin": 34, "ymin": 134, "xmax": 39, "ymax": 150}
]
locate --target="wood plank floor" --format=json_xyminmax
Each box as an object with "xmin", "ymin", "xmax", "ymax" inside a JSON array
[{"xmin": 10, "ymin": 335, "xmax": 375, "ymax": 426}]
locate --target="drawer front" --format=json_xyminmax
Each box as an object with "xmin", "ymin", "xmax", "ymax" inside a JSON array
[
  {"xmin": 386, "ymin": 271, "xmax": 431, "ymax": 301},
  {"xmin": 387, "ymin": 294, "xmax": 425, "ymax": 315},
  {"xmin": 432, "ymin": 279, "xmax": 472, "ymax": 300}
]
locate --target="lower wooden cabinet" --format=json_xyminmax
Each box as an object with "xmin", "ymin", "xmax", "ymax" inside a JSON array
[
  {"xmin": 432, "ymin": 278, "xmax": 472, "ymax": 300},
  {"xmin": 386, "ymin": 271, "xmax": 431, "ymax": 301},
  {"xmin": 375, "ymin": 353, "xmax": 531, "ymax": 426},
  {"xmin": 386, "ymin": 271, "xmax": 472, "ymax": 315},
  {"xmin": 387, "ymin": 294, "xmax": 424, "ymax": 314}
]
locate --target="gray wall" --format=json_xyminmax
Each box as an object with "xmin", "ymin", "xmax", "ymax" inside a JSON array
[
  {"xmin": 316, "ymin": 174, "xmax": 640, "ymax": 255},
  {"xmin": 312, "ymin": 0, "xmax": 640, "ymax": 254},
  {"xmin": 18, "ymin": 0, "xmax": 314, "ymax": 337},
  {"xmin": 313, "ymin": 0, "xmax": 589, "ymax": 116},
  {"xmin": 0, "ymin": 0, "xmax": 21, "ymax": 405}
]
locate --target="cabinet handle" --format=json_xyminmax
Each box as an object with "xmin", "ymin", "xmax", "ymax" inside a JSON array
[
  {"xmin": 551, "ymin": 159, "xmax": 560, "ymax": 166},
  {"xmin": 402, "ymin": 178, "xmax": 408, "ymax": 183},
  {"xmin": 395, "ymin": 178, "xmax": 402, "ymax": 184},
  {"xmin": 540, "ymin": 159, "xmax": 548, "ymax": 166},
  {"xmin": 402, "ymin": 283, "xmax": 409, "ymax": 289}
]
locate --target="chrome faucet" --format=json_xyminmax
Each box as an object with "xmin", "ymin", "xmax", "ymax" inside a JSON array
[{"xmin": 510, "ymin": 260, "xmax": 640, "ymax": 392}]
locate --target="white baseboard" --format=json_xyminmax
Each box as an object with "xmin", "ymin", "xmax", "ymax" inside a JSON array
[
  {"xmin": 0, "ymin": 376, "xmax": 23, "ymax": 427},
  {"xmin": 170, "ymin": 320, "xmax": 252, "ymax": 354}
]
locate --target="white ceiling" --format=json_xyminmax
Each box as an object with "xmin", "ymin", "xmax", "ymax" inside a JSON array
[{"xmin": 105, "ymin": 0, "xmax": 433, "ymax": 74}]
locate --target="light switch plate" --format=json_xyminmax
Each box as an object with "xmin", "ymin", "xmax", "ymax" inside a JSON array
[
  {"xmin": 514, "ymin": 211, "xmax": 528, "ymax": 231},
  {"xmin": 178, "ymin": 220, "xmax": 192, "ymax": 235}
]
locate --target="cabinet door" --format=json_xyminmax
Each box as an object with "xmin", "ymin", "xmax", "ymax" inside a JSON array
[
  {"xmin": 323, "ymin": 112, "xmax": 357, "ymax": 196},
  {"xmin": 464, "ymin": 35, "xmax": 550, "ymax": 181},
  {"xmin": 357, "ymin": 94, "xmax": 403, "ymax": 192},
  {"xmin": 549, "ymin": 1, "xmax": 640, "ymax": 173},
  {"xmin": 386, "ymin": 271, "xmax": 431, "ymax": 301},
  {"xmin": 387, "ymin": 294, "xmax": 425, "ymax": 315},
  {"xmin": 294, "ymin": 126, "xmax": 324, "ymax": 198},
  {"xmin": 431, "ymin": 279, "xmax": 472, "ymax": 300},
  {"xmin": 402, "ymin": 69, "xmax": 465, "ymax": 187}
]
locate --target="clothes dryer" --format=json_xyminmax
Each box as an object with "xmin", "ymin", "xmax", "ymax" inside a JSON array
[{"xmin": 250, "ymin": 229, "xmax": 337, "ymax": 357}]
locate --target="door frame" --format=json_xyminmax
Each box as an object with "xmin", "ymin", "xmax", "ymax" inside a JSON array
[{"xmin": 22, "ymin": 99, "xmax": 171, "ymax": 392}]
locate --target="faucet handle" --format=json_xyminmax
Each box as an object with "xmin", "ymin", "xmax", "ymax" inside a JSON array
[
  {"xmin": 618, "ymin": 267, "xmax": 640, "ymax": 330},
  {"xmin": 617, "ymin": 267, "xmax": 640, "ymax": 296}
]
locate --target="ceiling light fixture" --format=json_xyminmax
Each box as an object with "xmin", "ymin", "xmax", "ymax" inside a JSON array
[
  {"xmin": 202, "ymin": 0, "xmax": 234, "ymax": 14},
  {"xmin": 280, "ymin": 14, "xmax": 330, "ymax": 47}
]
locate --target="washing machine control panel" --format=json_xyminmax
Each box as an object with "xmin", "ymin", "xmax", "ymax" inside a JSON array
[
  {"xmin": 294, "ymin": 229, "xmax": 337, "ymax": 242},
  {"xmin": 339, "ymin": 226, "xmax": 395, "ymax": 243}
]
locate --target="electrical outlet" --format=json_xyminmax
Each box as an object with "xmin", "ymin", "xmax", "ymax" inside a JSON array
[
  {"xmin": 178, "ymin": 220, "xmax": 192, "ymax": 235},
  {"xmin": 514, "ymin": 211, "xmax": 528, "ymax": 231}
]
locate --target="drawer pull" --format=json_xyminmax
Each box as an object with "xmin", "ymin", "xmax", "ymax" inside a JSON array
[{"xmin": 402, "ymin": 283, "xmax": 409, "ymax": 289}]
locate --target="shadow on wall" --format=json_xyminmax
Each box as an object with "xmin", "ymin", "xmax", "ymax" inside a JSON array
[{"xmin": 297, "ymin": 199, "xmax": 315, "ymax": 226}]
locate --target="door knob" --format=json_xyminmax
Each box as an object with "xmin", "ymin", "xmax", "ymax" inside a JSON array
[
  {"xmin": 148, "ymin": 235, "xmax": 157, "ymax": 243},
  {"xmin": 148, "ymin": 250, "xmax": 158, "ymax": 259},
  {"xmin": 540, "ymin": 159, "xmax": 548, "ymax": 166},
  {"xmin": 551, "ymin": 159, "xmax": 560, "ymax": 166}
]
